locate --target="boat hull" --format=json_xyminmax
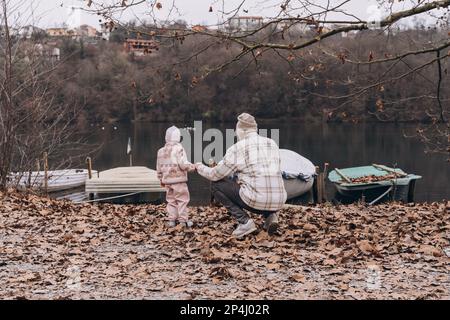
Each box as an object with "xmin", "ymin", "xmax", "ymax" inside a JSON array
[
  {"xmin": 284, "ymin": 178, "xmax": 314, "ymax": 200},
  {"xmin": 329, "ymin": 165, "xmax": 421, "ymax": 204},
  {"xmin": 280, "ymin": 149, "xmax": 315, "ymax": 200},
  {"xmin": 8, "ymin": 169, "xmax": 97, "ymax": 193},
  {"xmin": 335, "ymin": 183, "xmax": 412, "ymax": 203}
]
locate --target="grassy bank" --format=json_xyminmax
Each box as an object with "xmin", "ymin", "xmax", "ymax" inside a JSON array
[{"xmin": 0, "ymin": 191, "xmax": 448, "ymax": 299}]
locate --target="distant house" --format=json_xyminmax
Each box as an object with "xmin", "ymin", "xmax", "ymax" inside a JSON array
[
  {"xmin": 47, "ymin": 25, "xmax": 100, "ymax": 41},
  {"xmin": 100, "ymin": 22, "xmax": 111, "ymax": 41},
  {"xmin": 228, "ymin": 16, "xmax": 264, "ymax": 32},
  {"xmin": 18, "ymin": 25, "xmax": 45, "ymax": 39},
  {"xmin": 50, "ymin": 47, "xmax": 61, "ymax": 61},
  {"xmin": 22, "ymin": 42, "xmax": 61, "ymax": 62},
  {"xmin": 192, "ymin": 25, "xmax": 207, "ymax": 32},
  {"xmin": 341, "ymin": 30, "xmax": 359, "ymax": 39},
  {"xmin": 0, "ymin": 25, "xmax": 16, "ymax": 36},
  {"xmin": 124, "ymin": 39, "xmax": 159, "ymax": 56},
  {"xmin": 46, "ymin": 27, "xmax": 69, "ymax": 37},
  {"xmin": 76, "ymin": 25, "xmax": 98, "ymax": 38},
  {"xmin": 276, "ymin": 21, "xmax": 311, "ymax": 34}
]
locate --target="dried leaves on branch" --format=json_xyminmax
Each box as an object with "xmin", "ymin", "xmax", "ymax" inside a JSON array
[{"xmin": 0, "ymin": 192, "xmax": 449, "ymax": 299}]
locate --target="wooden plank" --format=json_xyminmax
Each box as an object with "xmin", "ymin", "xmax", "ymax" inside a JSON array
[
  {"xmin": 372, "ymin": 164, "xmax": 407, "ymax": 177},
  {"xmin": 335, "ymin": 168, "xmax": 352, "ymax": 183}
]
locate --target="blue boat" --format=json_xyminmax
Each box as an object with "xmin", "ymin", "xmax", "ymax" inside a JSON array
[{"xmin": 328, "ymin": 164, "xmax": 421, "ymax": 204}]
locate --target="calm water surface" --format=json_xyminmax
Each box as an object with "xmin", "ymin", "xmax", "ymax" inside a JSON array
[{"xmin": 84, "ymin": 122, "xmax": 449, "ymax": 205}]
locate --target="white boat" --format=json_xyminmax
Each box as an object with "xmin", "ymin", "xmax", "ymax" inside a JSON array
[
  {"xmin": 8, "ymin": 169, "xmax": 97, "ymax": 193},
  {"xmin": 280, "ymin": 149, "xmax": 316, "ymax": 200}
]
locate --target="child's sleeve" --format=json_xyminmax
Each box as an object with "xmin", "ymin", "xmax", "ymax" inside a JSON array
[{"xmin": 177, "ymin": 147, "xmax": 195, "ymax": 172}]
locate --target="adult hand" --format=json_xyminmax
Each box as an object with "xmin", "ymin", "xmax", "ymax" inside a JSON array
[{"xmin": 195, "ymin": 162, "xmax": 203, "ymax": 171}]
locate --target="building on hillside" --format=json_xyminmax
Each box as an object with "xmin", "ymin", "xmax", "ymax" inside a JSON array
[
  {"xmin": 50, "ymin": 47, "xmax": 61, "ymax": 61},
  {"xmin": 46, "ymin": 27, "xmax": 69, "ymax": 37},
  {"xmin": 276, "ymin": 21, "xmax": 311, "ymax": 34},
  {"xmin": 341, "ymin": 30, "xmax": 359, "ymax": 38},
  {"xmin": 228, "ymin": 16, "xmax": 264, "ymax": 33},
  {"xmin": 192, "ymin": 25, "xmax": 207, "ymax": 32},
  {"xmin": 18, "ymin": 25, "xmax": 45, "ymax": 39},
  {"xmin": 76, "ymin": 24, "xmax": 98, "ymax": 38},
  {"xmin": 124, "ymin": 39, "xmax": 159, "ymax": 56},
  {"xmin": 100, "ymin": 22, "xmax": 111, "ymax": 41},
  {"xmin": 0, "ymin": 25, "xmax": 16, "ymax": 36},
  {"xmin": 22, "ymin": 42, "xmax": 61, "ymax": 62}
]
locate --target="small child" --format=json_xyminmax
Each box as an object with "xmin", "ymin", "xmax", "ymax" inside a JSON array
[{"xmin": 156, "ymin": 126, "xmax": 195, "ymax": 228}]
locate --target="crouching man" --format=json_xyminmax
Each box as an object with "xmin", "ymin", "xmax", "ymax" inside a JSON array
[{"xmin": 195, "ymin": 113, "xmax": 287, "ymax": 238}]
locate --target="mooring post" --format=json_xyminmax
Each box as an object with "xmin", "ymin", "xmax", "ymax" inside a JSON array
[
  {"xmin": 313, "ymin": 166, "xmax": 321, "ymax": 204},
  {"xmin": 407, "ymin": 180, "xmax": 416, "ymax": 203},
  {"xmin": 43, "ymin": 152, "xmax": 49, "ymax": 195},
  {"xmin": 86, "ymin": 157, "xmax": 93, "ymax": 179},
  {"xmin": 322, "ymin": 163, "xmax": 329, "ymax": 202},
  {"xmin": 127, "ymin": 137, "xmax": 133, "ymax": 167},
  {"xmin": 85, "ymin": 157, "xmax": 95, "ymax": 200}
]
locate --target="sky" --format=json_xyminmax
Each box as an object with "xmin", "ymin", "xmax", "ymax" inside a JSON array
[{"xmin": 7, "ymin": 0, "xmax": 443, "ymax": 29}]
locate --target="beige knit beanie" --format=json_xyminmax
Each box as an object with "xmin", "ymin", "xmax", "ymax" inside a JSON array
[{"xmin": 236, "ymin": 113, "xmax": 257, "ymax": 131}]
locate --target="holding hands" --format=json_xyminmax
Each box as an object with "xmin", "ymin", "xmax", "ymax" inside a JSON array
[
  {"xmin": 195, "ymin": 162, "xmax": 204, "ymax": 171},
  {"xmin": 188, "ymin": 163, "xmax": 204, "ymax": 173}
]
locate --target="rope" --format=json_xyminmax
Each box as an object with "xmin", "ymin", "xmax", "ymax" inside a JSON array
[
  {"xmin": 75, "ymin": 192, "xmax": 143, "ymax": 204},
  {"xmin": 369, "ymin": 186, "xmax": 393, "ymax": 206}
]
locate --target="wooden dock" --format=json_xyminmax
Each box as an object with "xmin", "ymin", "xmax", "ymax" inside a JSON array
[{"xmin": 85, "ymin": 166, "xmax": 165, "ymax": 194}]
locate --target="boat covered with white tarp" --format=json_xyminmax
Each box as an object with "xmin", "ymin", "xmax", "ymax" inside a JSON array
[{"xmin": 280, "ymin": 149, "xmax": 316, "ymax": 200}]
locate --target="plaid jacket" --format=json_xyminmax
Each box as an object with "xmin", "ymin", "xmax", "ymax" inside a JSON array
[{"xmin": 197, "ymin": 132, "xmax": 287, "ymax": 211}]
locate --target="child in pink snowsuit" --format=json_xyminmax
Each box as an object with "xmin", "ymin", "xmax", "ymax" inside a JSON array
[{"xmin": 156, "ymin": 126, "xmax": 195, "ymax": 227}]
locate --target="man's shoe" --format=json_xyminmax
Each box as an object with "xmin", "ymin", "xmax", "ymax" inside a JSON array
[
  {"xmin": 179, "ymin": 221, "xmax": 194, "ymax": 228},
  {"xmin": 232, "ymin": 219, "xmax": 257, "ymax": 238},
  {"xmin": 167, "ymin": 221, "xmax": 176, "ymax": 228},
  {"xmin": 264, "ymin": 212, "xmax": 279, "ymax": 235}
]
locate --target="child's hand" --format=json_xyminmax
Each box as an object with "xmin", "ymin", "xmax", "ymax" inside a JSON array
[
  {"xmin": 188, "ymin": 164, "xmax": 196, "ymax": 172},
  {"xmin": 195, "ymin": 162, "xmax": 203, "ymax": 170}
]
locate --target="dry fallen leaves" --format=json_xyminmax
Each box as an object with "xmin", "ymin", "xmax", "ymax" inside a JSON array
[{"xmin": 0, "ymin": 191, "xmax": 448, "ymax": 300}]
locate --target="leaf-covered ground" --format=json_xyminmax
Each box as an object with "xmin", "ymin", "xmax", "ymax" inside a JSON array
[{"xmin": 0, "ymin": 191, "xmax": 449, "ymax": 300}]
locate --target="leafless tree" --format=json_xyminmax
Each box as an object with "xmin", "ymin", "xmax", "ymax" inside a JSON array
[{"xmin": 0, "ymin": 0, "xmax": 86, "ymax": 190}]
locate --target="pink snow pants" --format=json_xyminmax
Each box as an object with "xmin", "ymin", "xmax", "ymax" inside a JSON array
[{"xmin": 165, "ymin": 182, "xmax": 190, "ymax": 222}]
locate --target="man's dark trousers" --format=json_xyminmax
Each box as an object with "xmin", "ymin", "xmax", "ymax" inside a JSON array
[{"xmin": 211, "ymin": 177, "xmax": 275, "ymax": 224}]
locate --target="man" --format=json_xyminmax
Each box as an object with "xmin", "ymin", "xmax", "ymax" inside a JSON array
[{"xmin": 195, "ymin": 113, "xmax": 287, "ymax": 238}]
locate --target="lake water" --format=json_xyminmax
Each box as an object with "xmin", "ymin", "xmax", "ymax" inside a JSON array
[{"xmin": 82, "ymin": 122, "xmax": 449, "ymax": 205}]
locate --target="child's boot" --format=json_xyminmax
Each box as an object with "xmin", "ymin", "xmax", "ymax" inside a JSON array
[{"xmin": 167, "ymin": 220, "xmax": 177, "ymax": 228}]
